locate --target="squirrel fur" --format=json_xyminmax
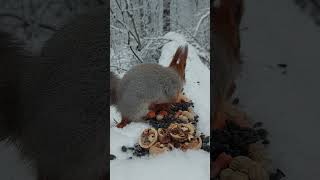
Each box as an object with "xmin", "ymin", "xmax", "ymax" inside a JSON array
[{"xmin": 112, "ymin": 45, "xmax": 188, "ymax": 124}]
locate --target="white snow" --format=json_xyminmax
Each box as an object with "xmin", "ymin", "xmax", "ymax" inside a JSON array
[
  {"xmin": 110, "ymin": 32, "xmax": 210, "ymax": 180},
  {"xmin": 159, "ymin": 32, "xmax": 210, "ymax": 135},
  {"xmin": 237, "ymin": 1, "xmax": 320, "ymax": 180}
]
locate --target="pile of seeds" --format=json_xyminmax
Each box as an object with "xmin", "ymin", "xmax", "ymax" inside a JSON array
[
  {"xmin": 122, "ymin": 101, "xmax": 210, "ymax": 158},
  {"xmin": 211, "ymin": 102, "xmax": 286, "ymax": 180},
  {"xmin": 211, "ymin": 120, "xmax": 270, "ymax": 160}
]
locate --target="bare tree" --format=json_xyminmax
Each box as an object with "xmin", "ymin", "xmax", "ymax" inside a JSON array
[
  {"xmin": 163, "ymin": 0, "xmax": 171, "ymax": 33},
  {"xmin": 294, "ymin": 0, "xmax": 320, "ymax": 26}
]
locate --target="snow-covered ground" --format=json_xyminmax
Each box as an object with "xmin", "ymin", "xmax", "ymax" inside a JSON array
[
  {"xmin": 236, "ymin": 0, "xmax": 320, "ymax": 180},
  {"xmin": 110, "ymin": 32, "xmax": 210, "ymax": 180}
]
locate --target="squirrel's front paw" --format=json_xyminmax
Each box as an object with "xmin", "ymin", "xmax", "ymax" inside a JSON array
[
  {"xmin": 176, "ymin": 93, "xmax": 190, "ymax": 103},
  {"xmin": 116, "ymin": 118, "xmax": 130, "ymax": 128}
]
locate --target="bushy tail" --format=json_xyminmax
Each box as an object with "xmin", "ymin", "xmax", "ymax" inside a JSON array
[
  {"xmin": 0, "ymin": 31, "xmax": 25, "ymax": 141},
  {"xmin": 169, "ymin": 45, "xmax": 188, "ymax": 81},
  {"xmin": 110, "ymin": 72, "xmax": 120, "ymax": 106},
  {"xmin": 213, "ymin": 0, "xmax": 243, "ymax": 60},
  {"xmin": 212, "ymin": 0, "xmax": 244, "ymax": 130}
]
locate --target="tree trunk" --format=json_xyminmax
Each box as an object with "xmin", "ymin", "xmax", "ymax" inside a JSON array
[{"xmin": 163, "ymin": 0, "xmax": 171, "ymax": 33}]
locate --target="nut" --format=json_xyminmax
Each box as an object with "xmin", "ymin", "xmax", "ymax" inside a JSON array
[
  {"xmin": 169, "ymin": 123, "xmax": 195, "ymax": 142},
  {"xmin": 189, "ymin": 136, "xmax": 202, "ymax": 150},
  {"xmin": 149, "ymin": 142, "xmax": 174, "ymax": 155},
  {"xmin": 158, "ymin": 128, "xmax": 171, "ymax": 144},
  {"xmin": 156, "ymin": 114, "xmax": 164, "ymax": 121},
  {"xmin": 159, "ymin": 111, "xmax": 168, "ymax": 116},
  {"xmin": 139, "ymin": 128, "xmax": 158, "ymax": 149},
  {"xmin": 178, "ymin": 115, "xmax": 189, "ymax": 122},
  {"xmin": 182, "ymin": 111, "xmax": 194, "ymax": 121}
]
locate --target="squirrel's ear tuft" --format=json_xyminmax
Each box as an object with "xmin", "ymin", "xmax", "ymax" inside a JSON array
[{"xmin": 169, "ymin": 45, "xmax": 188, "ymax": 81}]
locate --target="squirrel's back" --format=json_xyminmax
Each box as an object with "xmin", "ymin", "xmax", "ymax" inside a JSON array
[
  {"xmin": 1, "ymin": 8, "xmax": 109, "ymax": 180},
  {"xmin": 116, "ymin": 63, "xmax": 183, "ymax": 121}
]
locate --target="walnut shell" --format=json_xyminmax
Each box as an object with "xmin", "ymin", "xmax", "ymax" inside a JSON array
[
  {"xmin": 158, "ymin": 128, "xmax": 171, "ymax": 144},
  {"xmin": 178, "ymin": 115, "xmax": 189, "ymax": 122},
  {"xmin": 248, "ymin": 143, "xmax": 272, "ymax": 173},
  {"xmin": 182, "ymin": 111, "xmax": 194, "ymax": 121},
  {"xmin": 169, "ymin": 123, "xmax": 195, "ymax": 142},
  {"xmin": 220, "ymin": 169, "xmax": 249, "ymax": 180},
  {"xmin": 180, "ymin": 136, "xmax": 202, "ymax": 151},
  {"xmin": 149, "ymin": 142, "xmax": 174, "ymax": 155},
  {"xmin": 139, "ymin": 128, "xmax": 158, "ymax": 149},
  {"xmin": 189, "ymin": 136, "xmax": 202, "ymax": 150}
]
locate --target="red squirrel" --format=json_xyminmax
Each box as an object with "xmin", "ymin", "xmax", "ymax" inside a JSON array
[
  {"xmin": 111, "ymin": 45, "xmax": 188, "ymax": 128},
  {"xmin": 0, "ymin": 8, "xmax": 108, "ymax": 180},
  {"xmin": 212, "ymin": 0, "xmax": 244, "ymax": 129}
]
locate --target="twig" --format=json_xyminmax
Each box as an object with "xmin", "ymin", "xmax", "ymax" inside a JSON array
[
  {"xmin": 0, "ymin": 13, "xmax": 25, "ymax": 22},
  {"xmin": 240, "ymin": 26, "xmax": 248, "ymax": 31},
  {"xmin": 38, "ymin": 23, "xmax": 58, "ymax": 31},
  {"xmin": 311, "ymin": 0, "xmax": 320, "ymax": 9},
  {"xmin": 110, "ymin": 65, "xmax": 128, "ymax": 72},
  {"xmin": 97, "ymin": 0, "xmax": 105, "ymax": 5},
  {"xmin": 111, "ymin": 25, "xmax": 128, "ymax": 34},
  {"xmin": 125, "ymin": 0, "xmax": 142, "ymax": 50},
  {"xmin": 0, "ymin": 13, "xmax": 57, "ymax": 31},
  {"xmin": 193, "ymin": 11, "xmax": 210, "ymax": 37},
  {"xmin": 130, "ymin": 46, "xmax": 143, "ymax": 63},
  {"xmin": 111, "ymin": 10, "xmax": 140, "ymax": 45}
]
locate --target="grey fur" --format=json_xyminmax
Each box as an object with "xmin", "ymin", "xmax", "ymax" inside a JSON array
[
  {"xmin": 110, "ymin": 72, "xmax": 120, "ymax": 105},
  {"xmin": 115, "ymin": 63, "xmax": 184, "ymax": 122},
  {"xmin": 1, "ymin": 7, "xmax": 109, "ymax": 180}
]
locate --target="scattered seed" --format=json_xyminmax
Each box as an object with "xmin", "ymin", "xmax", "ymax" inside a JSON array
[
  {"xmin": 110, "ymin": 154, "xmax": 116, "ymax": 160},
  {"xmin": 253, "ymin": 122, "xmax": 263, "ymax": 128},
  {"xmin": 262, "ymin": 139, "xmax": 270, "ymax": 145},
  {"xmin": 232, "ymin": 97, "xmax": 239, "ymax": 105},
  {"xmin": 277, "ymin": 64, "xmax": 287, "ymax": 68}
]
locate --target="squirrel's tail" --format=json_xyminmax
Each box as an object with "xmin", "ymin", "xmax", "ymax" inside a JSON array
[
  {"xmin": 0, "ymin": 31, "xmax": 26, "ymax": 142},
  {"xmin": 213, "ymin": 0, "xmax": 243, "ymax": 60},
  {"xmin": 110, "ymin": 72, "xmax": 120, "ymax": 106},
  {"xmin": 169, "ymin": 45, "xmax": 188, "ymax": 81},
  {"xmin": 212, "ymin": 0, "xmax": 244, "ymax": 130}
]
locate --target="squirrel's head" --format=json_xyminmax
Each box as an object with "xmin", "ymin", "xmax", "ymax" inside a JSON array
[{"xmin": 169, "ymin": 45, "xmax": 188, "ymax": 83}]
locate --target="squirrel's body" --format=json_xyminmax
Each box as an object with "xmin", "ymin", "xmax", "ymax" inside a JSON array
[
  {"xmin": 0, "ymin": 7, "xmax": 108, "ymax": 180},
  {"xmin": 116, "ymin": 63, "xmax": 183, "ymax": 122},
  {"xmin": 112, "ymin": 46, "xmax": 188, "ymax": 126}
]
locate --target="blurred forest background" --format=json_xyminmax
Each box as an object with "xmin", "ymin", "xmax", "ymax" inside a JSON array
[
  {"xmin": 0, "ymin": 0, "xmax": 106, "ymax": 54},
  {"xmin": 0, "ymin": 0, "xmax": 318, "ymax": 60},
  {"xmin": 110, "ymin": 0, "xmax": 210, "ymax": 74},
  {"xmin": 294, "ymin": 0, "xmax": 320, "ymax": 26}
]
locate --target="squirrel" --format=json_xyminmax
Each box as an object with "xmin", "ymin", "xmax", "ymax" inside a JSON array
[
  {"xmin": 111, "ymin": 45, "xmax": 188, "ymax": 128},
  {"xmin": 212, "ymin": 0, "xmax": 244, "ymax": 130},
  {"xmin": 0, "ymin": 7, "xmax": 108, "ymax": 180}
]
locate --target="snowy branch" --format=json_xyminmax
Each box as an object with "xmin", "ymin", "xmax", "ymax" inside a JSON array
[
  {"xmin": 125, "ymin": 0, "xmax": 142, "ymax": 50},
  {"xmin": 130, "ymin": 46, "xmax": 143, "ymax": 63},
  {"xmin": 0, "ymin": 13, "xmax": 57, "ymax": 31},
  {"xmin": 193, "ymin": 10, "xmax": 209, "ymax": 37}
]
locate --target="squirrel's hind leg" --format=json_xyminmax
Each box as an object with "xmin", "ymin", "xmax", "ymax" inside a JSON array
[{"xmin": 116, "ymin": 117, "xmax": 130, "ymax": 128}]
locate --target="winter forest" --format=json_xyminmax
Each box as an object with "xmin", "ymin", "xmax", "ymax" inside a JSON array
[
  {"xmin": 110, "ymin": 0, "xmax": 210, "ymax": 74},
  {"xmin": 0, "ymin": 0, "xmax": 106, "ymax": 53}
]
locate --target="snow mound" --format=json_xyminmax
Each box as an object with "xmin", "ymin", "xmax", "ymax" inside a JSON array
[
  {"xmin": 111, "ymin": 149, "xmax": 209, "ymax": 180},
  {"xmin": 159, "ymin": 32, "xmax": 210, "ymax": 135},
  {"xmin": 110, "ymin": 32, "xmax": 210, "ymax": 180}
]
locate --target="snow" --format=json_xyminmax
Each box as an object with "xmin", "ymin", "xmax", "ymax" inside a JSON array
[
  {"xmin": 236, "ymin": 0, "xmax": 320, "ymax": 180},
  {"xmin": 110, "ymin": 32, "xmax": 210, "ymax": 180}
]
